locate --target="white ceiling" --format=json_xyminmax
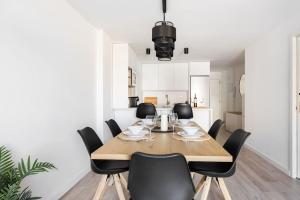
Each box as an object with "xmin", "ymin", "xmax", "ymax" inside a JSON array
[{"xmin": 67, "ymin": 0, "xmax": 300, "ymax": 68}]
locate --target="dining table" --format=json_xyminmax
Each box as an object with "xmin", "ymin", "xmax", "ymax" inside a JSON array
[{"xmin": 91, "ymin": 121, "xmax": 232, "ymax": 200}]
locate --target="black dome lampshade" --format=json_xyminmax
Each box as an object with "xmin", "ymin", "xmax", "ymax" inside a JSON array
[{"xmin": 152, "ymin": 0, "xmax": 176, "ymax": 61}]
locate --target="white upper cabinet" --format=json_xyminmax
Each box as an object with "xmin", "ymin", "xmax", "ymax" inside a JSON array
[
  {"xmin": 158, "ymin": 64, "xmax": 174, "ymax": 90},
  {"xmin": 142, "ymin": 62, "xmax": 190, "ymax": 91},
  {"xmin": 142, "ymin": 64, "xmax": 158, "ymax": 90},
  {"xmin": 189, "ymin": 61, "xmax": 210, "ymax": 76},
  {"xmin": 174, "ymin": 63, "xmax": 189, "ymax": 90}
]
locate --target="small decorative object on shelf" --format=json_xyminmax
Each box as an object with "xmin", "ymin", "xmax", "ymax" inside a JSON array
[{"xmin": 193, "ymin": 94, "xmax": 198, "ymax": 107}]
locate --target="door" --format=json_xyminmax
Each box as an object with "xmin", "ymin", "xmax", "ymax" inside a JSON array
[
  {"xmin": 158, "ymin": 64, "xmax": 174, "ymax": 90},
  {"xmin": 142, "ymin": 64, "xmax": 158, "ymax": 90},
  {"xmin": 174, "ymin": 63, "xmax": 189, "ymax": 90},
  {"xmin": 210, "ymin": 79, "xmax": 221, "ymax": 122}
]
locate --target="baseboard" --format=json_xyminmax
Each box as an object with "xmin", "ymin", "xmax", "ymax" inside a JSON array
[
  {"xmin": 245, "ymin": 144, "xmax": 290, "ymax": 176},
  {"xmin": 45, "ymin": 168, "xmax": 90, "ymax": 200}
]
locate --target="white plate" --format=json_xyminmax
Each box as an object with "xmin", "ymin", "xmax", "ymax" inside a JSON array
[
  {"xmin": 177, "ymin": 131, "xmax": 205, "ymax": 139},
  {"xmin": 123, "ymin": 130, "xmax": 148, "ymax": 138}
]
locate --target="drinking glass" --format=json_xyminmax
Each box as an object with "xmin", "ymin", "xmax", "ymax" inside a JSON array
[
  {"xmin": 169, "ymin": 112, "xmax": 178, "ymax": 134},
  {"xmin": 144, "ymin": 115, "xmax": 157, "ymax": 136}
]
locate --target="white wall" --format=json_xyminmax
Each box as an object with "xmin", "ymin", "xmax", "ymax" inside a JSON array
[
  {"xmin": 97, "ymin": 30, "xmax": 114, "ymax": 142},
  {"xmin": 0, "ymin": 0, "xmax": 98, "ymax": 199},
  {"xmin": 245, "ymin": 12, "xmax": 300, "ymax": 174},
  {"xmin": 112, "ymin": 44, "xmax": 129, "ymax": 108}
]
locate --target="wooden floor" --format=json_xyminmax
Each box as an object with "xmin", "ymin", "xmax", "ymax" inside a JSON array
[{"xmin": 61, "ymin": 128, "xmax": 300, "ymax": 200}]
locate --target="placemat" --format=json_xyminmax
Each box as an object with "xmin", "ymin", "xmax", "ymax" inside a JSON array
[
  {"xmin": 117, "ymin": 133, "xmax": 155, "ymax": 141},
  {"xmin": 172, "ymin": 133, "xmax": 210, "ymax": 142}
]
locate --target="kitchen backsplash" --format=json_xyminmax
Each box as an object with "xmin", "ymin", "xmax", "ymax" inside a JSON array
[{"xmin": 143, "ymin": 91, "xmax": 188, "ymax": 106}]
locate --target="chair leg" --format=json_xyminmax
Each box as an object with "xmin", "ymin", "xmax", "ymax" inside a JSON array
[
  {"xmin": 194, "ymin": 175, "xmax": 206, "ymax": 198},
  {"xmin": 107, "ymin": 175, "xmax": 114, "ymax": 186},
  {"xmin": 93, "ymin": 174, "xmax": 108, "ymax": 200},
  {"xmin": 119, "ymin": 173, "xmax": 128, "ymax": 189},
  {"xmin": 113, "ymin": 174, "xmax": 126, "ymax": 200},
  {"xmin": 200, "ymin": 177, "xmax": 212, "ymax": 200},
  {"xmin": 191, "ymin": 172, "xmax": 195, "ymax": 179},
  {"xmin": 217, "ymin": 178, "xmax": 232, "ymax": 200},
  {"xmin": 213, "ymin": 178, "xmax": 220, "ymax": 188}
]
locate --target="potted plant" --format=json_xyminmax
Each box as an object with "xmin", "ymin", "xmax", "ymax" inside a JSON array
[{"xmin": 0, "ymin": 146, "xmax": 56, "ymax": 200}]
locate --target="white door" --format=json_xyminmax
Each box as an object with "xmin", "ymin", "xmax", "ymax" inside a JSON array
[
  {"xmin": 158, "ymin": 64, "xmax": 174, "ymax": 90},
  {"xmin": 142, "ymin": 64, "xmax": 158, "ymax": 90},
  {"xmin": 174, "ymin": 63, "xmax": 189, "ymax": 90},
  {"xmin": 210, "ymin": 79, "xmax": 221, "ymax": 122}
]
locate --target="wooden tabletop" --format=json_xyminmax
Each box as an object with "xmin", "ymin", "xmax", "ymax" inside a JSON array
[{"xmin": 92, "ymin": 123, "xmax": 232, "ymax": 162}]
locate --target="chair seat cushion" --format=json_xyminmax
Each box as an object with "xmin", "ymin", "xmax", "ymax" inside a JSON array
[
  {"xmin": 189, "ymin": 162, "xmax": 235, "ymax": 177},
  {"xmin": 92, "ymin": 160, "xmax": 129, "ymax": 174}
]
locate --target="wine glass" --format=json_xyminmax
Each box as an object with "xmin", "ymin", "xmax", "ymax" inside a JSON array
[
  {"xmin": 144, "ymin": 115, "xmax": 157, "ymax": 136},
  {"xmin": 169, "ymin": 112, "xmax": 178, "ymax": 134}
]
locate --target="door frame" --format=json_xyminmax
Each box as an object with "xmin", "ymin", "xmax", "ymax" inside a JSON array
[{"xmin": 291, "ymin": 35, "xmax": 300, "ymax": 178}]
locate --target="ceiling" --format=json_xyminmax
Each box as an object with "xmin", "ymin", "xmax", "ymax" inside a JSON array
[{"xmin": 67, "ymin": 0, "xmax": 300, "ymax": 68}]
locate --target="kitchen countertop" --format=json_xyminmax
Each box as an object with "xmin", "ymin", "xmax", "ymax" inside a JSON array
[{"xmin": 113, "ymin": 106, "xmax": 212, "ymax": 111}]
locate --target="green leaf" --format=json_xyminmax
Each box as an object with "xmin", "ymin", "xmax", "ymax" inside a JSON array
[
  {"xmin": 19, "ymin": 187, "xmax": 41, "ymax": 200},
  {"xmin": 0, "ymin": 183, "xmax": 20, "ymax": 200},
  {"xmin": 17, "ymin": 157, "xmax": 56, "ymax": 180},
  {"xmin": 0, "ymin": 146, "xmax": 56, "ymax": 200},
  {"xmin": 0, "ymin": 146, "xmax": 14, "ymax": 177}
]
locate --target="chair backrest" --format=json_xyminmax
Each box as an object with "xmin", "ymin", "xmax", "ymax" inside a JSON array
[
  {"xmin": 208, "ymin": 119, "xmax": 223, "ymax": 139},
  {"xmin": 77, "ymin": 127, "xmax": 103, "ymax": 155},
  {"xmin": 105, "ymin": 119, "xmax": 122, "ymax": 137},
  {"xmin": 136, "ymin": 103, "xmax": 157, "ymax": 119},
  {"xmin": 128, "ymin": 152, "xmax": 195, "ymax": 200},
  {"xmin": 173, "ymin": 103, "xmax": 193, "ymax": 119},
  {"xmin": 223, "ymin": 129, "xmax": 251, "ymax": 165}
]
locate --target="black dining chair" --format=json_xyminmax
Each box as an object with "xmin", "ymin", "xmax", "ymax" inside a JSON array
[
  {"xmin": 105, "ymin": 119, "xmax": 122, "ymax": 137},
  {"xmin": 189, "ymin": 129, "xmax": 251, "ymax": 200},
  {"xmin": 77, "ymin": 127, "xmax": 129, "ymax": 199},
  {"xmin": 128, "ymin": 152, "xmax": 195, "ymax": 200},
  {"xmin": 136, "ymin": 103, "xmax": 157, "ymax": 119},
  {"xmin": 173, "ymin": 103, "xmax": 193, "ymax": 119},
  {"xmin": 208, "ymin": 119, "xmax": 224, "ymax": 140}
]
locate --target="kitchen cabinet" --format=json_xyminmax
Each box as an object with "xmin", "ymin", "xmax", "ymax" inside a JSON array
[
  {"xmin": 142, "ymin": 64, "xmax": 158, "ymax": 90},
  {"xmin": 158, "ymin": 64, "xmax": 174, "ymax": 90},
  {"xmin": 174, "ymin": 63, "xmax": 189, "ymax": 90},
  {"xmin": 156, "ymin": 107, "xmax": 172, "ymax": 116},
  {"xmin": 142, "ymin": 63, "xmax": 189, "ymax": 91},
  {"xmin": 192, "ymin": 108, "xmax": 212, "ymax": 132},
  {"xmin": 189, "ymin": 61, "xmax": 210, "ymax": 76}
]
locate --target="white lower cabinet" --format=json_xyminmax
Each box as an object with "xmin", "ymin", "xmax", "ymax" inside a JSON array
[
  {"xmin": 113, "ymin": 108, "xmax": 212, "ymax": 133},
  {"xmin": 113, "ymin": 109, "xmax": 138, "ymax": 130},
  {"xmin": 156, "ymin": 108, "xmax": 172, "ymax": 116},
  {"xmin": 192, "ymin": 108, "xmax": 213, "ymax": 132}
]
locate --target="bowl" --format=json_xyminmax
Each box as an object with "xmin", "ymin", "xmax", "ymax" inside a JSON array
[
  {"xmin": 179, "ymin": 119, "xmax": 190, "ymax": 125},
  {"xmin": 182, "ymin": 126, "xmax": 199, "ymax": 135},
  {"xmin": 128, "ymin": 126, "xmax": 144, "ymax": 135}
]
